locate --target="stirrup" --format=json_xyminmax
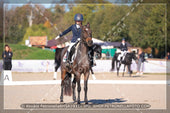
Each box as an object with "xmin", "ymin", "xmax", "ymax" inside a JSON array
[{"xmin": 65, "ymin": 59, "xmax": 70, "ymax": 66}]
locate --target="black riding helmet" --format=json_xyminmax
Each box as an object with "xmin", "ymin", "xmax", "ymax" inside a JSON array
[
  {"xmin": 122, "ymin": 38, "xmax": 125, "ymax": 41},
  {"xmin": 74, "ymin": 13, "xmax": 84, "ymax": 21}
]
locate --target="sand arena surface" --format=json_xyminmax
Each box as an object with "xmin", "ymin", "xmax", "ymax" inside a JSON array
[{"xmin": 3, "ymin": 72, "xmax": 167, "ymax": 109}]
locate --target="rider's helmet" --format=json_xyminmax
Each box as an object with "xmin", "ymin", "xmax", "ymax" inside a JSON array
[
  {"xmin": 122, "ymin": 38, "xmax": 125, "ymax": 41},
  {"xmin": 74, "ymin": 13, "xmax": 84, "ymax": 21}
]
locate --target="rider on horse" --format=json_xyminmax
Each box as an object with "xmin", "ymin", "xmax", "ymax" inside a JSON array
[
  {"xmin": 55, "ymin": 13, "xmax": 94, "ymax": 67},
  {"xmin": 117, "ymin": 38, "xmax": 129, "ymax": 63}
]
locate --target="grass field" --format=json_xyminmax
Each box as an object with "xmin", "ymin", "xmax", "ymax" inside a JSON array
[{"xmin": 3, "ymin": 44, "xmax": 55, "ymax": 59}]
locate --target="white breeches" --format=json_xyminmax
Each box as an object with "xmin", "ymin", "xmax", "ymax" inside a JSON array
[{"xmin": 68, "ymin": 42, "xmax": 76, "ymax": 52}]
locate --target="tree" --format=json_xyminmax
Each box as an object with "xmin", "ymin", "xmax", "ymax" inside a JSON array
[
  {"xmin": 4, "ymin": 4, "xmax": 30, "ymax": 44},
  {"xmin": 125, "ymin": 4, "xmax": 166, "ymax": 58},
  {"xmin": 144, "ymin": 5, "xmax": 166, "ymax": 57},
  {"xmin": 20, "ymin": 24, "xmax": 49, "ymax": 44},
  {"xmin": 44, "ymin": 20, "xmax": 51, "ymax": 28}
]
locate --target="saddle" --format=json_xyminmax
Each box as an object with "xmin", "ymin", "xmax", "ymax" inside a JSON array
[{"xmin": 118, "ymin": 52, "xmax": 128, "ymax": 63}]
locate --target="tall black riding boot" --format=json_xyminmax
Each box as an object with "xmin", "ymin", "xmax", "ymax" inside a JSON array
[
  {"xmin": 66, "ymin": 51, "xmax": 71, "ymax": 67},
  {"xmin": 120, "ymin": 57, "xmax": 123, "ymax": 63}
]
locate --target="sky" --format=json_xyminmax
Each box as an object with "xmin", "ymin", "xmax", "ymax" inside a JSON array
[
  {"xmin": 4, "ymin": 0, "xmax": 133, "ymax": 12},
  {"xmin": 5, "ymin": 2, "xmax": 132, "ymax": 12},
  {"xmin": 5, "ymin": 3, "xmax": 70, "ymax": 12}
]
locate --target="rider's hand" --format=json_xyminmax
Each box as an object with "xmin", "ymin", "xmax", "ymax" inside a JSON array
[{"xmin": 55, "ymin": 35, "xmax": 60, "ymax": 40}]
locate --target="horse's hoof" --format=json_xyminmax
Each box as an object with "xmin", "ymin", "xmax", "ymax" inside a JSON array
[
  {"xmin": 77, "ymin": 101, "xmax": 80, "ymax": 104},
  {"xmin": 73, "ymin": 98, "xmax": 76, "ymax": 102},
  {"xmin": 85, "ymin": 102, "xmax": 88, "ymax": 104}
]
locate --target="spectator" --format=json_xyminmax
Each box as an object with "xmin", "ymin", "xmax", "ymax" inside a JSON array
[
  {"xmin": 2, "ymin": 44, "xmax": 13, "ymax": 70},
  {"xmin": 106, "ymin": 51, "xmax": 110, "ymax": 59},
  {"xmin": 136, "ymin": 48, "xmax": 145, "ymax": 75},
  {"xmin": 167, "ymin": 52, "xmax": 170, "ymax": 60}
]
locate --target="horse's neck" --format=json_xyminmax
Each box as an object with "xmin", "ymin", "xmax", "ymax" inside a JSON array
[
  {"xmin": 79, "ymin": 42, "xmax": 88, "ymax": 55},
  {"xmin": 127, "ymin": 53, "xmax": 133, "ymax": 60}
]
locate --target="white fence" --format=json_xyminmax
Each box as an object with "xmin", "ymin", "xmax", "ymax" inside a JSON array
[{"xmin": 0, "ymin": 60, "xmax": 168, "ymax": 73}]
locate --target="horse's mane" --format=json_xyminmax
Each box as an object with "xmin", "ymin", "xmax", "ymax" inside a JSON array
[{"xmin": 93, "ymin": 43, "xmax": 101, "ymax": 47}]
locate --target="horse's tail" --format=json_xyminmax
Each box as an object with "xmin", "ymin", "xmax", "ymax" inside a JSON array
[
  {"xmin": 111, "ymin": 54, "xmax": 117, "ymax": 71},
  {"xmin": 64, "ymin": 72, "xmax": 72, "ymax": 96},
  {"xmin": 54, "ymin": 48, "xmax": 64, "ymax": 71},
  {"xmin": 55, "ymin": 48, "xmax": 63, "ymax": 63}
]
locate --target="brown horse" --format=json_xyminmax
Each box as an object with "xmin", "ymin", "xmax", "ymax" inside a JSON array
[{"xmin": 60, "ymin": 23, "xmax": 93, "ymax": 104}]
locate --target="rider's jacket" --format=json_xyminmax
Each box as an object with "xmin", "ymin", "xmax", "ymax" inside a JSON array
[
  {"xmin": 59, "ymin": 24, "xmax": 81, "ymax": 43},
  {"xmin": 120, "ymin": 43, "xmax": 128, "ymax": 51}
]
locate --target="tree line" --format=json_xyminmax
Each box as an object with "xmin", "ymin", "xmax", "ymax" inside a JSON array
[{"xmin": 3, "ymin": 0, "xmax": 168, "ymax": 58}]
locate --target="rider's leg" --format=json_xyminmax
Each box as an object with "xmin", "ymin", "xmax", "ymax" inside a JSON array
[
  {"xmin": 122, "ymin": 51, "xmax": 127, "ymax": 61},
  {"xmin": 66, "ymin": 43, "xmax": 75, "ymax": 66},
  {"xmin": 93, "ymin": 56, "xmax": 96, "ymax": 66},
  {"xmin": 118, "ymin": 52, "xmax": 123, "ymax": 61},
  {"xmin": 88, "ymin": 48, "xmax": 95, "ymax": 67}
]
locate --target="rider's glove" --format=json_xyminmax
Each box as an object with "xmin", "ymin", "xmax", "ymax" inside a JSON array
[{"xmin": 55, "ymin": 35, "xmax": 60, "ymax": 40}]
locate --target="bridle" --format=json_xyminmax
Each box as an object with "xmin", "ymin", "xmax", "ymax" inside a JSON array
[{"xmin": 80, "ymin": 26, "xmax": 92, "ymax": 47}]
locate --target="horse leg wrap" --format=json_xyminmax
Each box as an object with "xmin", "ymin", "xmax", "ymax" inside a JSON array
[
  {"xmin": 53, "ymin": 72, "xmax": 57, "ymax": 80},
  {"xmin": 117, "ymin": 62, "xmax": 119, "ymax": 68},
  {"xmin": 92, "ymin": 74, "xmax": 96, "ymax": 80}
]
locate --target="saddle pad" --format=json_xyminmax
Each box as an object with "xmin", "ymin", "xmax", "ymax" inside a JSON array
[
  {"xmin": 62, "ymin": 42, "xmax": 80, "ymax": 63},
  {"xmin": 63, "ymin": 52, "xmax": 67, "ymax": 62}
]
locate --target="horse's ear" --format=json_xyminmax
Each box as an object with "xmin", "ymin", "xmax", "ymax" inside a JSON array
[{"xmin": 87, "ymin": 22, "xmax": 90, "ymax": 28}]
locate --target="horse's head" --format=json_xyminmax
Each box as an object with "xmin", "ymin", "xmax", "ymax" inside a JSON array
[
  {"xmin": 132, "ymin": 51, "xmax": 138, "ymax": 63},
  {"xmin": 132, "ymin": 51, "xmax": 138, "ymax": 61},
  {"xmin": 81, "ymin": 23, "xmax": 93, "ymax": 47},
  {"xmin": 126, "ymin": 52, "xmax": 137, "ymax": 63},
  {"xmin": 92, "ymin": 44, "xmax": 102, "ymax": 59}
]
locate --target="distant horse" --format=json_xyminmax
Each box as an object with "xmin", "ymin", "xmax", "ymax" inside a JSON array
[
  {"xmin": 54, "ymin": 47, "xmax": 64, "ymax": 73},
  {"xmin": 60, "ymin": 23, "xmax": 93, "ymax": 104},
  {"xmin": 54, "ymin": 44, "xmax": 102, "ymax": 79},
  {"xmin": 111, "ymin": 52, "xmax": 137, "ymax": 77},
  {"xmin": 88, "ymin": 43, "xmax": 102, "ymax": 75}
]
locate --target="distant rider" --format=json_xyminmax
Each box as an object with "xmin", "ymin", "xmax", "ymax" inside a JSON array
[{"xmin": 117, "ymin": 38, "xmax": 128, "ymax": 63}]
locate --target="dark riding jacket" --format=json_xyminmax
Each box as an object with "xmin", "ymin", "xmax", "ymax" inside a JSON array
[
  {"xmin": 2, "ymin": 51, "xmax": 13, "ymax": 62},
  {"xmin": 59, "ymin": 24, "xmax": 81, "ymax": 43},
  {"xmin": 120, "ymin": 43, "xmax": 128, "ymax": 51}
]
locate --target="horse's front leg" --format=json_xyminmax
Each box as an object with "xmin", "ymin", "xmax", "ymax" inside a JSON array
[
  {"xmin": 72, "ymin": 74, "xmax": 76, "ymax": 102},
  {"xmin": 122, "ymin": 64, "xmax": 126, "ymax": 77},
  {"xmin": 117, "ymin": 61, "xmax": 121, "ymax": 76},
  {"xmin": 76, "ymin": 74, "xmax": 81, "ymax": 104},
  {"xmin": 116, "ymin": 61, "xmax": 119, "ymax": 76},
  {"xmin": 60, "ymin": 70, "xmax": 66, "ymax": 102},
  {"xmin": 128, "ymin": 65, "xmax": 132, "ymax": 77},
  {"xmin": 84, "ymin": 71, "xmax": 89, "ymax": 104},
  {"xmin": 60, "ymin": 80, "xmax": 64, "ymax": 102}
]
